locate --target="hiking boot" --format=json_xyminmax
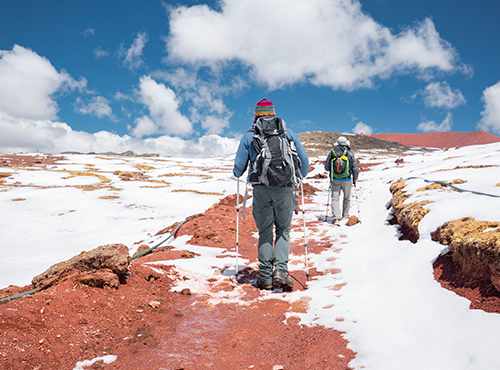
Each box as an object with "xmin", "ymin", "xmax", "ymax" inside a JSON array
[
  {"xmin": 256, "ymin": 277, "xmax": 273, "ymax": 291},
  {"xmin": 333, "ymin": 219, "xmax": 340, "ymax": 226},
  {"xmin": 273, "ymin": 269, "xmax": 294, "ymax": 290}
]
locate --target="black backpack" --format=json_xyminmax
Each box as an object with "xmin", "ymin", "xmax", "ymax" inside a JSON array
[
  {"xmin": 248, "ymin": 117, "xmax": 301, "ymax": 187},
  {"xmin": 330, "ymin": 146, "xmax": 350, "ymax": 179}
]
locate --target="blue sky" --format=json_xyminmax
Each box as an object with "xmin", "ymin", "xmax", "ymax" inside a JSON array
[{"xmin": 1, "ymin": 0, "xmax": 500, "ymax": 156}]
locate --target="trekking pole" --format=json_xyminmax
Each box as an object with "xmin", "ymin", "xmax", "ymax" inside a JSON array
[
  {"xmin": 300, "ymin": 181, "xmax": 310, "ymax": 281},
  {"xmin": 325, "ymin": 179, "xmax": 331, "ymax": 222},
  {"xmin": 353, "ymin": 182, "xmax": 361, "ymax": 222},
  {"xmin": 235, "ymin": 179, "xmax": 240, "ymax": 282}
]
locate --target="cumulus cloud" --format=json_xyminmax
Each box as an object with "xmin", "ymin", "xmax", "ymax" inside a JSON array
[
  {"xmin": 132, "ymin": 75, "xmax": 192, "ymax": 137},
  {"xmin": 121, "ymin": 30, "xmax": 149, "ymax": 70},
  {"xmin": 477, "ymin": 81, "xmax": 500, "ymax": 135},
  {"xmin": 418, "ymin": 81, "xmax": 466, "ymax": 109},
  {"xmin": 0, "ymin": 45, "xmax": 87, "ymax": 120},
  {"xmin": 73, "ymin": 96, "xmax": 115, "ymax": 119},
  {"xmin": 0, "ymin": 112, "xmax": 238, "ymax": 157},
  {"xmin": 153, "ymin": 68, "xmax": 239, "ymax": 134},
  {"xmin": 166, "ymin": 0, "xmax": 466, "ymax": 90},
  {"xmin": 353, "ymin": 121, "xmax": 373, "ymax": 135},
  {"xmin": 417, "ymin": 112, "xmax": 453, "ymax": 132}
]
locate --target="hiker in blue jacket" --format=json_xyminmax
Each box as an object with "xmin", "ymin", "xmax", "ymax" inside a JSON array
[
  {"xmin": 233, "ymin": 98, "xmax": 309, "ymax": 291},
  {"xmin": 324, "ymin": 136, "xmax": 359, "ymax": 225}
]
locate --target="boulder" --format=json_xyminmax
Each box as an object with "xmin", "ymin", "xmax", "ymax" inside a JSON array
[
  {"xmin": 32, "ymin": 243, "xmax": 130, "ymax": 290},
  {"xmin": 432, "ymin": 217, "xmax": 500, "ymax": 291}
]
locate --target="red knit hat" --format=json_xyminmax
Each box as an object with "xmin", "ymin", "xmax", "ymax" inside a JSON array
[{"xmin": 254, "ymin": 98, "xmax": 275, "ymax": 122}]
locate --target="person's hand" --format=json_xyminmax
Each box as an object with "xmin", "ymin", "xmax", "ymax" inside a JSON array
[{"xmin": 353, "ymin": 180, "xmax": 356, "ymax": 186}]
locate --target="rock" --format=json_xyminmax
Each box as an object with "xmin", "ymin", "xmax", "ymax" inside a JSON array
[
  {"xmin": 431, "ymin": 217, "xmax": 500, "ymax": 291},
  {"xmin": 180, "ymin": 288, "xmax": 191, "ymax": 295},
  {"xmin": 133, "ymin": 244, "xmax": 151, "ymax": 257},
  {"xmin": 389, "ymin": 179, "xmax": 432, "ymax": 243},
  {"xmin": 345, "ymin": 215, "xmax": 360, "ymax": 226},
  {"xmin": 72, "ymin": 269, "xmax": 120, "ymax": 288},
  {"xmin": 32, "ymin": 243, "xmax": 130, "ymax": 291},
  {"xmin": 149, "ymin": 301, "xmax": 161, "ymax": 308}
]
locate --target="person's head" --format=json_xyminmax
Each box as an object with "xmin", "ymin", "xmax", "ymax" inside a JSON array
[
  {"xmin": 254, "ymin": 98, "xmax": 275, "ymax": 123},
  {"xmin": 335, "ymin": 136, "xmax": 350, "ymax": 147}
]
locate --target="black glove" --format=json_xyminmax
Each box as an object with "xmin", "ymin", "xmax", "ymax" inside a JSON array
[{"xmin": 353, "ymin": 180, "xmax": 356, "ymax": 187}]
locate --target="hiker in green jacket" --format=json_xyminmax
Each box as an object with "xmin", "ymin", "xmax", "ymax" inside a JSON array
[{"xmin": 324, "ymin": 136, "xmax": 359, "ymax": 225}]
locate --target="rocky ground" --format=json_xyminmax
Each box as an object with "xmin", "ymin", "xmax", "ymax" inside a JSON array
[{"xmin": 1, "ymin": 131, "xmax": 499, "ymax": 370}]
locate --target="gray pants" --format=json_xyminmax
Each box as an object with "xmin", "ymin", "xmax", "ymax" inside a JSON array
[
  {"xmin": 252, "ymin": 185, "xmax": 294, "ymax": 283},
  {"xmin": 331, "ymin": 180, "xmax": 352, "ymax": 220}
]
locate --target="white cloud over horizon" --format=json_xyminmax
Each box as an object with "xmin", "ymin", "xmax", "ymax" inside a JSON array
[
  {"xmin": 0, "ymin": 45, "xmax": 87, "ymax": 120},
  {"xmin": 0, "ymin": 112, "xmax": 239, "ymax": 158},
  {"xmin": 418, "ymin": 81, "xmax": 466, "ymax": 109},
  {"xmin": 132, "ymin": 75, "xmax": 193, "ymax": 138},
  {"xmin": 73, "ymin": 96, "xmax": 115, "ymax": 120},
  {"xmin": 166, "ymin": 0, "xmax": 467, "ymax": 90},
  {"xmin": 153, "ymin": 68, "xmax": 242, "ymax": 134},
  {"xmin": 417, "ymin": 112, "xmax": 453, "ymax": 132},
  {"xmin": 353, "ymin": 121, "xmax": 373, "ymax": 135},
  {"xmin": 478, "ymin": 81, "xmax": 500, "ymax": 135}
]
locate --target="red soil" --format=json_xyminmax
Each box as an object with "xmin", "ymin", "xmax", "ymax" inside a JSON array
[
  {"xmin": 369, "ymin": 130, "xmax": 500, "ymax": 148},
  {"xmin": 0, "ymin": 188, "xmax": 355, "ymax": 370},
  {"xmin": 433, "ymin": 252, "xmax": 500, "ymax": 313}
]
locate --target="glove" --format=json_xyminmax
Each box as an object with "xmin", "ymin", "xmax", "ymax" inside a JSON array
[{"xmin": 353, "ymin": 180, "xmax": 356, "ymax": 186}]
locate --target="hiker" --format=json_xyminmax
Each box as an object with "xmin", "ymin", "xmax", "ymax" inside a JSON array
[
  {"xmin": 233, "ymin": 98, "xmax": 309, "ymax": 291},
  {"xmin": 324, "ymin": 136, "xmax": 359, "ymax": 225}
]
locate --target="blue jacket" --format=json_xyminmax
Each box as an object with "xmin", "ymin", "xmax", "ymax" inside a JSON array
[{"xmin": 233, "ymin": 125, "xmax": 309, "ymax": 180}]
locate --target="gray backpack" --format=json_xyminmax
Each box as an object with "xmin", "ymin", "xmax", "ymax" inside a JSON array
[{"xmin": 248, "ymin": 117, "xmax": 301, "ymax": 187}]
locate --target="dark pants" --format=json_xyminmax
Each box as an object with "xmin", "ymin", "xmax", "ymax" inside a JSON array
[{"xmin": 252, "ymin": 185, "xmax": 294, "ymax": 283}]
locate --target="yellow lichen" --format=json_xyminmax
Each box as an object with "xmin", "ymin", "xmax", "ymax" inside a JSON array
[
  {"xmin": 135, "ymin": 164, "xmax": 156, "ymax": 171},
  {"xmin": 172, "ymin": 189, "xmax": 224, "ymax": 196},
  {"xmin": 99, "ymin": 195, "xmax": 120, "ymax": 200}
]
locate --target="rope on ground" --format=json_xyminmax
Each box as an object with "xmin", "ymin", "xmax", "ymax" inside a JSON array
[
  {"xmin": 0, "ymin": 220, "xmax": 187, "ymax": 303},
  {"xmin": 402, "ymin": 176, "xmax": 500, "ymax": 199},
  {"xmin": 423, "ymin": 179, "xmax": 500, "ymax": 198}
]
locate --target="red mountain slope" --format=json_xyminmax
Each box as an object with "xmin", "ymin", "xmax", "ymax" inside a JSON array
[{"xmin": 369, "ymin": 130, "xmax": 500, "ymax": 148}]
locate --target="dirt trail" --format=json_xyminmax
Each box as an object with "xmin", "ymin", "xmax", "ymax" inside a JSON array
[{"xmin": 0, "ymin": 182, "xmax": 355, "ymax": 370}]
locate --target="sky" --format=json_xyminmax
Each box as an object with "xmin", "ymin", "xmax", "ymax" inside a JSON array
[
  {"xmin": 1, "ymin": 142, "xmax": 500, "ymax": 369},
  {"xmin": 1, "ymin": 0, "xmax": 500, "ymax": 157}
]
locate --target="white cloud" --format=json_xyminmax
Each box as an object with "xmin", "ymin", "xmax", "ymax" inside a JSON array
[
  {"xmin": 477, "ymin": 81, "xmax": 500, "ymax": 135},
  {"xmin": 122, "ymin": 30, "xmax": 149, "ymax": 70},
  {"xmin": 0, "ymin": 45, "xmax": 87, "ymax": 120},
  {"xmin": 152, "ymin": 68, "xmax": 239, "ymax": 134},
  {"xmin": 166, "ymin": 0, "xmax": 466, "ymax": 90},
  {"xmin": 73, "ymin": 96, "xmax": 114, "ymax": 119},
  {"xmin": 0, "ymin": 112, "xmax": 238, "ymax": 157},
  {"xmin": 419, "ymin": 81, "xmax": 466, "ymax": 109},
  {"xmin": 417, "ymin": 112, "xmax": 453, "ymax": 132},
  {"xmin": 353, "ymin": 121, "xmax": 373, "ymax": 135},
  {"xmin": 93, "ymin": 47, "xmax": 110, "ymax": 59},
  {"xmin": 133, "ymin": 75, "xmax": 193, "ymax": 137},
  {"xmin": 83, "ymin": 28, "xmax": 96, "ymax": 37}
]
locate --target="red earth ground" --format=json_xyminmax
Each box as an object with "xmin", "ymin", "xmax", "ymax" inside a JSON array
[
  {"xmin": 2, "ymin": 141, "xmax": 500, "ymax": 369},
  {"xmin": 369, "ymin": 130, "xmax": 500, "ymax": 148}
]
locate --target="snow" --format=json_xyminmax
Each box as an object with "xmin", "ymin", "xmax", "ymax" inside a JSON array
[{"xmin": 1, "ymin": 142, "xmax": 500, "ymax": 369}]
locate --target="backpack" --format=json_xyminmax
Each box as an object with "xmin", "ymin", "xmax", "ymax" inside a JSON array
[
  {"xmin": 248, "ymin": 117, "xmax": 301, "ymax": 187},
  {"xmin": 330, "ymin": 146, "xmax": 350, "ymax": 179}
]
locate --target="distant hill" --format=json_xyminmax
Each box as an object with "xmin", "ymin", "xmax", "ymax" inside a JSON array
[
  {"xmin": 297, "ymin": 131, "xmax": 423, "ymax": 157},
  {"xmin": 368, "ymin": 130, "xmax": 500, "ymax": 149}
]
